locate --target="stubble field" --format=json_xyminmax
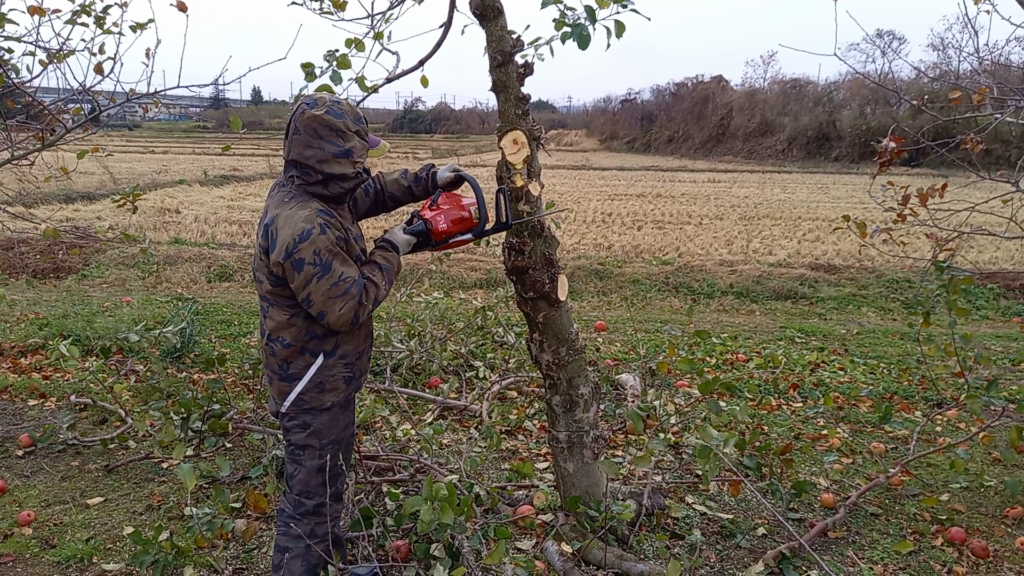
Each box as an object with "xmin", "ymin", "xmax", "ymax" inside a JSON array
[
  {"xmin": 1, "ymin": 129, "xmax": 1023, "ymax": 576},
  {"xmin": 5, "ymin": 130, "xmax": 1021, "ymax": 271}
]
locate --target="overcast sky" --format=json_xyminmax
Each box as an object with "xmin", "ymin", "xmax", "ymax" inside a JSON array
[{"xmin": 100, "ymin": 0, "xmax": 1024, "ymax": 108}]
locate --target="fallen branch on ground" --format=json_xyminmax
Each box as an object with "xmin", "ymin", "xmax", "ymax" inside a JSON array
[
  {"xmin": 553, "ymin": 523, "xmax": 667, "ymax": 576},
  {"xmin": 68, "ymin": 395, "xmax": 133, "ymax": 445},
  {"xmin": 542, "ymin": 540, "xmax": 584, "ymax": 576},
  {"xmin": 759, "ymin": 407, "xmax": 1008, "ymax": 568},
  {"xmin": 481, "ymin": 376, "xmax": 539, "ymax": 422},
  {"xmin": 365, "ymin": 383, "xmax": 481, "ymax": 415},
  {"xmin": 105, "ymin": 453, "xmax": 160, "ymax": 472}
]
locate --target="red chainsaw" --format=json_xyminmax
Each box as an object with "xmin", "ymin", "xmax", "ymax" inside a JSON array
[{"xmin": 402, "ymin": 172, "xmax": 565, "ymax": 254}]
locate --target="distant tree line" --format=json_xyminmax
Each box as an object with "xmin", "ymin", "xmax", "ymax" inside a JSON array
[{"xmin": 585, "ymin": 20, "xmax": 1024, "ymax": 169}]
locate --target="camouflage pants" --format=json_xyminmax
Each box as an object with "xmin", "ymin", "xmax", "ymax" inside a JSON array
[{"xmin": 271, "ymin": 396, "xmax": 356, "ymax": 576}]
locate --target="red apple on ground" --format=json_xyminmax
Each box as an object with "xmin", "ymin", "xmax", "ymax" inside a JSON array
[
  {"xmin": 0, "ymin": 479, "xmax": 7, "ymax": 496},
  {"xmin": 735, "ymin": 353, "xmax": 748, "ymax": 363},
  {"xmin": 819, "ymin": 493, "xmax": 837, "ymax": 509},
  {"xmin": 944, "ymin": 409, "xmax": 959, "ymax": 419},
  {"xmin": 512, "ymin": 504, "xmax": 536, "ymax": 527},
  {"xmin": 869, "ymin": 442, "xmax": 886, "ymax": 456},
  {"xmin": 1015, "ymin": 536, "xmax": 1024, "ymax": 552},
  {"xmin": 1004, "ymin": 506, "xmax": 1024, "ymax": 520},
  {"xmin": 674, "ymin": 380, "xmax": 690, "ymax": 389},
  {"xmin": 968, "ymin": 539, "xmax": 990, "ymax": 559},
  {"xmin": 18, "ymin": 434, "xmax": 33, "ymax": 449},
  {"xmin": 389, "ymin": 539, "xmax": 411, "ymax": 563},
  {"xmin": 17, "ymin": 510, "xmax": 36, "ymax": 527},
  {"xmin": 947, "ymin": 526, "xmax": 967, "ymax": 545},
  {"xmin": 425, "ymin": 377, "xmax": 442, "ymax": 390},
  {"xmin": 593, "ymin": 320, "xmax": 607, "ymax": 333}
]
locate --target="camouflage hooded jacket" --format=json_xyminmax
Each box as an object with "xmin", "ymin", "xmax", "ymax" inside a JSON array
[{"xmin": 253, "ymin": 94, "xmax": 440, "ymax": 415}]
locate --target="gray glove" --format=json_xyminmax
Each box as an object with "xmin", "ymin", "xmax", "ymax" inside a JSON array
[
  {"xmin": 381, "ymin": 221, "xmax": 416, "ymax": 256},
  {"xmin": 435, "ymin": 163, "xmax": 465, "ymax": 191}
]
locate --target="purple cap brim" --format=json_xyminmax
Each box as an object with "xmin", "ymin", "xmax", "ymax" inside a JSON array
[{"xmin": 367, "ymin": 133, "xmax": 390, "ymax": 158}]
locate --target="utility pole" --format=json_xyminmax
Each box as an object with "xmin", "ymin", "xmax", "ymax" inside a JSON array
[{"xmin": 162, "ymin": 69, "xmax": 166, "ymax": 91}]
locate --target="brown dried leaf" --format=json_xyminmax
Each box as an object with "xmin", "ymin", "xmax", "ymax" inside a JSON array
[
  {"xmin": 950, "ymin": 503, "xmax": 967, "ymax": 514},
  {"xmin": 948, "ymin": 90, "xmax": 965, "ymax": 105},
  {"xmin": 729, "ymin": 480, "xmax": 742, "ymax": 498},
  {"xmin": 174, "ymin": 1, "xmax": 188, "ymax": 13},
  {"xmin": 27, "ymin": 5, "xmax": 46, "ymax": 17},
  {"xmin": 241, "ymin": 520, "xmax": 261, "ymax": 542},
  {"xmin": 244, "ymin": 488, "xmax": 269, "ymax": 514}
]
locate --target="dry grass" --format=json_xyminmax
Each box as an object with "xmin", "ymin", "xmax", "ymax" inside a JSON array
[{"xmin": 3, "ymin": 132, "xmax": 1022, "ymax": 270}]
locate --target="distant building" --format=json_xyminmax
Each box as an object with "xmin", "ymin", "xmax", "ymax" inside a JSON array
[{"xmin": 26, "ymin": 85, "xmax": 248, "ymax": 122}]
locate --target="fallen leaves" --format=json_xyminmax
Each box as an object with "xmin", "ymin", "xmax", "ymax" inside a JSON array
[{"xmin": 244, "ymin": 488, "xmax": 270, "ymax": 515}]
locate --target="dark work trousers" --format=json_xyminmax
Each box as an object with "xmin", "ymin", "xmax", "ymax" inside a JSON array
[{"xmin": 271, "ymin": 395, "xmax": 357, "ymax": 576}]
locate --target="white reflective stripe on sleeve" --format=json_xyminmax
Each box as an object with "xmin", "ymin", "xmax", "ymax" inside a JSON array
[{"xmin": 279, "ymin": 352, "xmax": 324, "ymax": 413}]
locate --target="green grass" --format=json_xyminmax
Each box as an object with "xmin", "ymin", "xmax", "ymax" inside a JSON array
[{"xmin": 1, "ymin": 246, "xmax": 1022, "ymax": 576}]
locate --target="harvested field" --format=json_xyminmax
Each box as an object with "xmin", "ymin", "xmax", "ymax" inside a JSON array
[{"xmin": 3, "ymin": 130, "xmax": 1020, "ymax": 269}]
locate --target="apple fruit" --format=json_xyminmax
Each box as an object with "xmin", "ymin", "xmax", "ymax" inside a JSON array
[
  {"xmin": 425, "ymin": 377, "xmax": 442, "ymax": 390},
  {"xmin": 869, "ymin": 442, "xmax": 886, "ymax": 456},
  {"xmin": 18, "ymin": 434, "xmax": 33, "ymax": 449},
  {"xmin": 0, "ymin": 479, "xmax": 7, "ymax": 496},
  {"xmin": 944, "ymin": 409, "xmax": 959, "ymax": 420},
  {"xmin": 389, "ymin": 539, "xmax": 411, "ymax": 563},
  {"xmin": 1012, "ymin": 317, "xmax": 1022, "ymax": 324},
  {"xmin": 593, "ymin": 320, "xmax": 607, "ymax": 333},
  {"xmin": 512, "ymin": 504, "xmax": 536, "ymax": 528},
  {"xmin": 819, "ymin": 493, "xmax": 837, "ymax": 509},
  {"xmin": 831, "ymin": 464, "xmax": 845, "ymax": 471},
  {"xmin": 1015, "ymin": 536, "xmax": 1024, "ymax": 552},
  {"xmin": 17, "ymin": 510, "xmax": 36, "ymax": 527},
  {"xmin": 968, "ymin": 539, "xmax": 990, "ymax": 559},
  {"xmin": 1004, "ymin": 506, "xmax": 1024, "ymax": 521},
  {"xmin": 888, "ymin": 476, "xmax": 904, "ymax": 488},
  {"xmin": 947, "ymin": 526, "xmax": 967, "ymax": 545},
  {"xmin": 674, "ymin": 380, "xmax": 690, "ymax": 389},
  {"xmin": 735, "ymin": 353, "xmax": 748, "ymax": 363}
]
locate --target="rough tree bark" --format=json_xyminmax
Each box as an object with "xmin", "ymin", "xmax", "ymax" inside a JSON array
[{"xmin": 469, "ymin": 0, "xmax": 608, "ymax": 505}]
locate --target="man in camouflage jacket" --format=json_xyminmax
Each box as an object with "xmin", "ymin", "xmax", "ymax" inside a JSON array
[{"xmin": 252, "ymin": 93, "xmax": 465, "ymax": 575}]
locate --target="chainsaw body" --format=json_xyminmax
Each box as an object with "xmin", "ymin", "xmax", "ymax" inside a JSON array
[{"xmin": 403, "ymin": 172, "xmax": 512, "ymax": 254}]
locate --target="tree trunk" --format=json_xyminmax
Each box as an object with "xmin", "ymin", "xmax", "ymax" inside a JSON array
[{"xmin": 470, "ymin": 0, "xmax": 607, "ymax": 505}]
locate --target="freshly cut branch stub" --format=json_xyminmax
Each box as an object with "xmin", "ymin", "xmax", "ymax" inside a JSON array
[
  {"xmin": 500, "ymin": 130, "xmax": 530, "ymax": 165},
  {"xmin": 557, "ymin": 274, "xmax": 569, "ymax": 302}
]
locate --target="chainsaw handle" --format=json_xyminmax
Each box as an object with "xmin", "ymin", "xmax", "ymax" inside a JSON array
[{"xmin": 439, "ymin": 171, "xmax": 487, "ymax": 239}]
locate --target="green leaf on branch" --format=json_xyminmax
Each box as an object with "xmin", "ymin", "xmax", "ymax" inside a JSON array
[
  {"xmin": 335, "ymin": 54, "xmax": 352, "ymax": 70},
  {"xmin": 420, "ymin": 74, "xmax": 429, "ymax": 89},
  {"xmin": 300, "ymin": 61, "xmax": 317, "ymax": 83},
  {"xmin": 541, "ymin": 0, "xmax": 562, "ymax": 8},
  {"xmin": 76, "ymin": 149, "xmax": 89, "ymax": 160},
  {"xmin": 584, "ymin": 5, "xmax": 597, "ymax": 25},
  {"xmin": 667, "ymin": 558, "xmax": 681, "ymax": 576},
  {"xmin": 175, "ymin": 463, "xmax": 198, "ymax": 492},
  {"xmin": 229, "ymin": 114, "xmax": 243, "ymax": 133},
  {"xmin": 329, "ymin": 70, "xmax": 343, "ymax": 85},
  {"xmin": 313, "ymin": 84, "xmax": 336, "ymax": 94},
  {"xmin": 614, "ymin": 19, "xmax": 626, "ymax": 39},
  {"xmin": 574, "ymin": 25, "xmax": 592, "ymax": 51}
]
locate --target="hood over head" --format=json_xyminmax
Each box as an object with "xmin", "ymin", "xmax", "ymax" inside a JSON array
[{"xmin": 281, "ymin": 93, "xmax": 390, "ymax": 199}]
